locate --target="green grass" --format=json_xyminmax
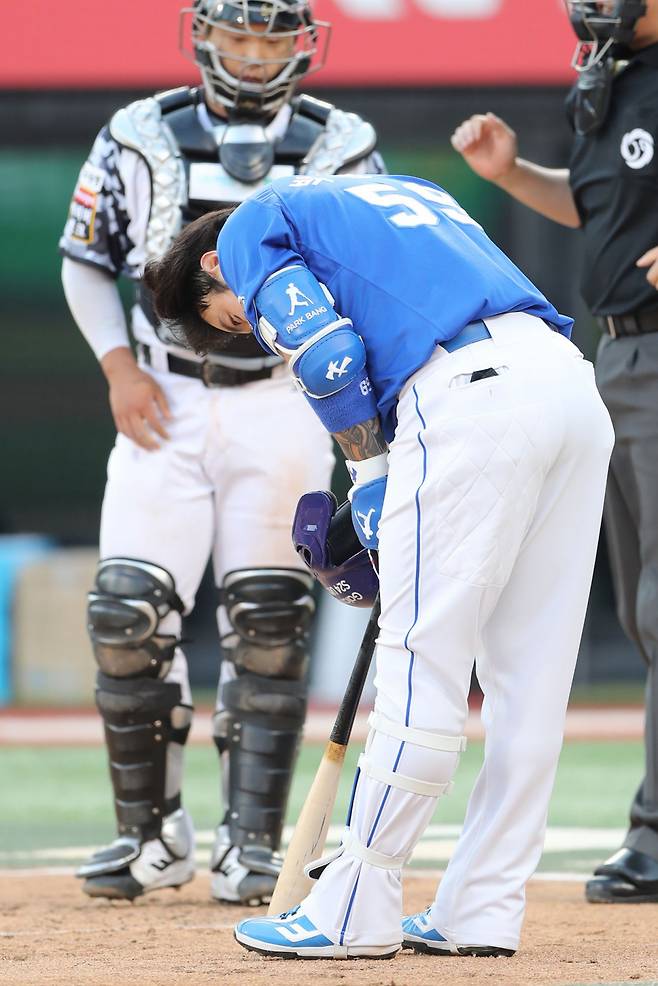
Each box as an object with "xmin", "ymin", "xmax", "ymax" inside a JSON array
[
  {"xmin": 0, "ymin": 740, "xmax": 642, "ymax": 868},
  {"xmin": 568, "ymin": 681, "xmax": 645, "ymax": 705}
]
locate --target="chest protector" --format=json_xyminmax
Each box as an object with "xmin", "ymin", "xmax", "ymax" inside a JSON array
[{"xmin": 109, "ymin": 87, "xmax": 377, "ymax": 355}]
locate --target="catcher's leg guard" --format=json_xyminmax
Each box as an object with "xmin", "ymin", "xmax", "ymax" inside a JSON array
[
  {"xmin": 211, "ymin": 567, "xmax": 315, "ymax": 905},
  {"xmin": 79, "ymin": 558, "xmax": 195, "ymax": 899},
  {"xmin": 95, "ymin": 673, "xmax": 191, "ymax": 841}
]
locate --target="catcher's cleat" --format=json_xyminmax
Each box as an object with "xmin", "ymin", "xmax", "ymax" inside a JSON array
[
  {"xmin": 234, "ymin": 905, "xmax": 400, "ymax": 959},
  {"xmin": 402, "ymin": 908, "xmax": 516, "ymax": 957},
  {"xmin": 78, "ymin": 808, "xmax": 195, "ymax": 901},
  {"xmin": 210, "ymin": 823, "xmax": 281, "ymax": 906}
]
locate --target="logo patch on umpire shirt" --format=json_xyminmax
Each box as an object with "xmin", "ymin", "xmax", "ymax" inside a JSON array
[{"xmin": 620, "ymin": 129, "xmax": 654, "ymax": 170}]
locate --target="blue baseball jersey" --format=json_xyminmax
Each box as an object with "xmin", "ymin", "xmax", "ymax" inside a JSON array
[{"xmin": 218, "ymin": 175, "xmax": 573, "ymax": 438}]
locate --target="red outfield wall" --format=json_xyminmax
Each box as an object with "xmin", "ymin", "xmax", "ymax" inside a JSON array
[{"xmin": 4, "ymin": 0, "xmax": 575, "ymax": 88}]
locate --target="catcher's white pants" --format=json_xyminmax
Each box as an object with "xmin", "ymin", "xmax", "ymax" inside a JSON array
[
  {"xmin": 99, "ymin": 362, "xmax": 335, "ymax": 704},
  {"xmin": 303, "ymin": 312, "xmax": 614, "ymax": 951}
]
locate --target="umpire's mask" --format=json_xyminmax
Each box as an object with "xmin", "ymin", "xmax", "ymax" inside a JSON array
[{"xmin": 566, "ymin": 1, "xmax": 646, "ymax": 135}]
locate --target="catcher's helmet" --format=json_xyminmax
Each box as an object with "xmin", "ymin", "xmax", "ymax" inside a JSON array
[
  {"xmin": 180, "ymin": 1, "xmax": 330, "ymax": 117},
  {"xmin": 566, "ymin": 1, "xmax": 647, "ymax": 70}
]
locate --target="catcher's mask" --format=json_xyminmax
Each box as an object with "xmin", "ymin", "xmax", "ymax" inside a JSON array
[
  {"xmin": 566, "ymin": 1, "xmax": 647, "ymax": 70},
  {"xmin": 180, "ymin": 0, "xmax": 331, "ymax": 119}
]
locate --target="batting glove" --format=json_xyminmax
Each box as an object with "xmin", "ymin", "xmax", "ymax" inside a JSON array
[{"xmin": 346, "ymin": 453, "xmax": 389, "ymax": 550}]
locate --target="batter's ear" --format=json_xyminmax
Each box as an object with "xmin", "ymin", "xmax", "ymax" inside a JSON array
[{"xmin": 200, "ymin": 250, "xmax": 220, "ymax": 276}]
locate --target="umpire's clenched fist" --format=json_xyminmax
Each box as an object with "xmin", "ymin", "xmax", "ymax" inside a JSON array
[{"xmin": 451, "ymin": 112, "xmax": 518, "ymax": 184}]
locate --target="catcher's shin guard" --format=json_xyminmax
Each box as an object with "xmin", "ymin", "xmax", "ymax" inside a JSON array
[
  {"xmin": 86, "ymin": 559, "xmax": 192, "ymax": 841},
  {"xmin": 212, "ymin": 568, "xmax": 315, "ymax": 903},
  {"xmin": 96, "ymin": 672, "xmax": 192, "ymax": 840},
  {"xmin": 79, "ymin": 558, "xmax": 196, "ymax": 898},
  {"xmin": 79, "ymin": 669, "xmax": 195, "ymax": 898},
  {"xmin": 78, "ymin": 673, "xmax": 195, "ymax": 898}
]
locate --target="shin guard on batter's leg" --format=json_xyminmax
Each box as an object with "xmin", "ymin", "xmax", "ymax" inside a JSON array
[{"xmin": 211, "ymin": 568, "xmax": 315, "ymax": 905}]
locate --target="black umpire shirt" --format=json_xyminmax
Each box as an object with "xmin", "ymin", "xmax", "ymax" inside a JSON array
[{"xmin": 567, "ymin": 43, "xmax": 658, "ymax": 317}]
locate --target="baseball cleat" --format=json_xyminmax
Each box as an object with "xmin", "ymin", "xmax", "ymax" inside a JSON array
[
  {"xmin": 402, "ymin": 908, "xmax": 515, "ymax": 957},
  {"xmin": 235, "ymin": 906, "xmax": 400, "ymax": 959},
  {"xmin": 78, "ymin": 808, "xmax": 195, "ymax": 901},
  {"xmin": 210, "ymin": 823, "xmax": 280, "ymax": 906}
]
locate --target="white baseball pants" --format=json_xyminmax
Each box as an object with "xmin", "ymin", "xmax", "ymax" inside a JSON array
[
  {"xmin": 303, "ymin": 312, "xmax": 614, "ymax": 951},
  {"xmin": 99, "ymin": 361, "xmax": 335, "ymax": 704}
]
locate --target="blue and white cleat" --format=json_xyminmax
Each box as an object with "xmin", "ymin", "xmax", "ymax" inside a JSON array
[
  {"xmin": 402, "ymin": 908, "xmax": 515, "ymax": 958},
  {"xmin": 235, "ymin": 906, "xmax": 400, "ymax": 960}
]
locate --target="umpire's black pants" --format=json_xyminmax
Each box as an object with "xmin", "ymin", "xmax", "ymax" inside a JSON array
[{"xmin": 596, "ymin": 331, "xmax": 658, "ymax": 860}]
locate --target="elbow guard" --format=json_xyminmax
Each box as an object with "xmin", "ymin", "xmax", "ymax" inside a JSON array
[
  {"xmin": 291, "ymin": 326, "xmax": 367, "ymax": 399},
  {"xmin": 254, "ymin": 264, "xmax": 378, "ymax": 428}
]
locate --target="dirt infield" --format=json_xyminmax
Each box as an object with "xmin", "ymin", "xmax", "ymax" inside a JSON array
[{"xmin": 1, "ymin": 874, "xmax": 657, "ymax": 986}]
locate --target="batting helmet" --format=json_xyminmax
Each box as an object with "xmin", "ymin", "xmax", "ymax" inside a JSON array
[{"xmin": 292, "ymin": 491, "xmax": 379, "ymax": 608}]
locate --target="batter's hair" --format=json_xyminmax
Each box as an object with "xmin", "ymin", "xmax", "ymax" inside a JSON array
[{"xmin": 142, "ymin": 207, "xmax": 237, "ymax": 354}]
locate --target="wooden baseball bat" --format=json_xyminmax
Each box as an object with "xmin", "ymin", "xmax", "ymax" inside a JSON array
[{"xmin": 267, "ymin": 594, "xmax": 381, "ymax": 916}]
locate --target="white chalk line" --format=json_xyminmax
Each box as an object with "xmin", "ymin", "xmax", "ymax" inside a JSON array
[{"xmin": 0, "ymin": 824, "xmax": 619, "ymax": 879}]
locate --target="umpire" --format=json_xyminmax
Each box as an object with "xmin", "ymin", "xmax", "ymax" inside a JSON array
[{"xmin": 452, "ymin": 0, "xmax": 658, "ymax": 903}]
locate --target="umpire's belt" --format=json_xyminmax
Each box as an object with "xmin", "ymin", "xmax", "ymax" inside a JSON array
[
  {"xmin": 597, "ymin": 310, "xmax": 658, "ymax": 339},
  {"xmin": 137, "ymin": 342, "xmax": 280, "ymax": 388}
]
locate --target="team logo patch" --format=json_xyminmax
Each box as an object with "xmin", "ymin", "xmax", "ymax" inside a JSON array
[
  {"xmin": 68, "ymin": 161, "xmax": 104, "ymax": 243},
  {"xmin": 620, "ymin": 129, "xmax": 654, "ymax": 170},
  {"xmin": 78, "ymin": 162, "xmax": 105, "ymax": 194},
  {"xmin": 326, "ymin": 356, "xmax": 352, "ymax": 381}
]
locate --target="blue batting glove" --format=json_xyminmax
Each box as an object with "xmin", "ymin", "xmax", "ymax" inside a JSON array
[{"xmin": 349, "ymin": 476, "xmax": 387, "ymax": 550}]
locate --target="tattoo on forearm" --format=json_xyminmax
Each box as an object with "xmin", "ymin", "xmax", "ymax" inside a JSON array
[{"xmin": 334, "ymin": 417, "xmax": 388, "ymax": 461}]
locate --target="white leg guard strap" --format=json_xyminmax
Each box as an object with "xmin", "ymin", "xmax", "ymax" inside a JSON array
[
  {"xmin": 368, "ymin": 710, "xmax": 467, "ymax": 753},
  {"xmin": 357, "ymin": 753, "xmax": 453, "ymax": 798},
  {"xmin": 304, "ymin": 844, "xmax": 343, "ymax": 880},
  {"xmin": 304, "ymin": 833, "xmax": 409, "ymax": 880},
  {"xmin": 341, "ymin": 829, "xmax": 409, "ymax": 869}
]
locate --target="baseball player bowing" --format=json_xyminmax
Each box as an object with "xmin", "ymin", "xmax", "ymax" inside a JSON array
[
  {"xmin": 59, "ymin": 0, "xmax": 384, "ymax": 906},
  {"xmin": 143, "ymin": 173, "xmax": 613, "ymax": 959}
]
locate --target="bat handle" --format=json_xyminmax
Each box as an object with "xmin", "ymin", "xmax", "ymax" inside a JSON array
[
  {"xmin": 266, "ymin": 595, "xmax": 380, "ymax": 916},
  {"xmin": 330, "ymin": 595, "xmax": 380, "ymax": 749}
]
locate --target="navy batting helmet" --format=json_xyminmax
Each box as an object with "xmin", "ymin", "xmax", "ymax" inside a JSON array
[{"xmin": 292, "ymin": 492, "xmax": 379, "ymax": 609}]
